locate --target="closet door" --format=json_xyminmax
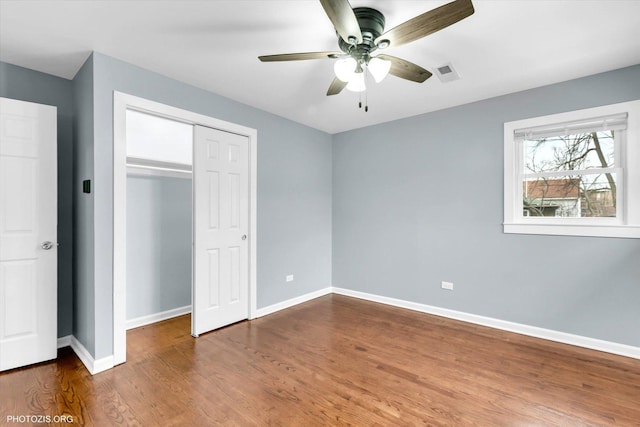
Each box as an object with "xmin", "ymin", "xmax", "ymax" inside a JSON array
[
  {"xmin": 0, "ymin": 97, "xmax": 57, "ymax": 371},
  {"xmin": 192, "ymin": 126, "xmax": 249, "ymax": 336}
]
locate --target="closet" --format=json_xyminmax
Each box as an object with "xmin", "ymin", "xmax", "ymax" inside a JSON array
[{"xmin": 125, "ymin": 110, "xmax": 193, "ymax": 328}]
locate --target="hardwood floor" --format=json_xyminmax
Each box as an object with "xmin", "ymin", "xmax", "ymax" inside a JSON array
[{"xmin": 1, "ymin": 294, "xmax": 639, "ymax": 426}]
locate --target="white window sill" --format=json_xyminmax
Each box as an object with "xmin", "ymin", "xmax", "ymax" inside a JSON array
[{"xmin": 504, "ymin": 223, "xmax": 640, "ymax": 239}]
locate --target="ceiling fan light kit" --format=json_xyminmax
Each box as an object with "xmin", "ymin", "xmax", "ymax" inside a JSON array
[
  {"xmin": 345, "ymin": 72, "xmax": 366, "ymax": 92},
  {"xmin": 334, "ymin": 57, "xmax": 357, "ymax": 82},
  {"xmin": 368, "ymin": 57, "xmax": 392, "ymax": 83},
  {"xmin": 258, "ymin": 0, "xmax": 475, "ymax": 109},
  {"xmin": 334, "ymin": 56, "xmax": 391, "ymax": 90}
]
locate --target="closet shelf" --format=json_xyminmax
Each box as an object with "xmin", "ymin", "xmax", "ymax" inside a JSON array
[{"xmin": 126, "ymin": 156, "xmax": 192, "ymax": 178}]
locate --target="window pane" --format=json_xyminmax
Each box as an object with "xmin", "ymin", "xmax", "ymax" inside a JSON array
[
  {"xmin": 524, "ymin": 131, "xmax": 615, "ymax": 173},
  {"xmin": 126, "ymin": 110, "xmax": 193, "ymax": 165},
  {"xmin": 523, "ymin": 174, "xmax": 616, "ymax": 218}
]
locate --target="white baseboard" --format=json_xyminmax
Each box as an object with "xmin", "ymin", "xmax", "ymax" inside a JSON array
[
  {"xmin": 126, "ymin": 305, "xmax": 192, "ymax": 330},
  {"xmin": 331, "ymin": 287, "xmax": 640, "ymax": 360},
  {"xmin": 57, "ymin": 335, "xmax": 72, "ymax": 349},
  {"xmin": 57, "ymin": 335, "xmax": 112, "ymax": 375},
  {"xmin": 255, "ymin": 287, "xmax": 333, "ymax": 318},
  {"xmin": 69, "ymin": 336, "xmax": 114, "ymax": 375}
]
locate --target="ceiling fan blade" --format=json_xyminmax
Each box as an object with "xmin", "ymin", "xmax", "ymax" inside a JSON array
[
  {"xmin": 376, "ymin": 55, "xmax": 432, "ymax": 83},
  {"xmin": 375, "ymin": 0, "xmax": 474, "ymax": 49},
  {"xmin": 327, "ymin": 77, "xmax": 348, "ymax": 96},
  {"xmin": 259, "ymin": 52, "xmax": 342, "ymax": 62},
  {"xmin": 319, "ymin": 0, "xmax": 363, "ymax": 44}
]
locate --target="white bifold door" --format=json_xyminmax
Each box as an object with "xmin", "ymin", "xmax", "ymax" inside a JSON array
[
  {"xmin": 192, "ymin": 125, "xmax": 249, "ymax": 336},
  {"xmin": 0, "ymin": 97, "xmax": 57, "ymax": 371}
]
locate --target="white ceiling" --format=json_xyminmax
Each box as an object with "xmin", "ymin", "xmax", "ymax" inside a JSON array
[{"xmin": 1, "ymin": 0, "xmax": 639, "ymax": 134}]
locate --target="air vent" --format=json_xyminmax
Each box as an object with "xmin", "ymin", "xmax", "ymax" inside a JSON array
[{"xmin": 435, "ymin": 62, "xmax": 460, "ymax": 83}]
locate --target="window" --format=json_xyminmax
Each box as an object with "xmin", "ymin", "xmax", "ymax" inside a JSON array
[{"xmin": 504, "ymin": 100, "xmax": 640, "ymax": 238}]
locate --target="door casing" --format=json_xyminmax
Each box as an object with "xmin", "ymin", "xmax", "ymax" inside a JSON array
[{"xmin": 113, "ymin": 92, "xmax": 258, "ymax": 366}]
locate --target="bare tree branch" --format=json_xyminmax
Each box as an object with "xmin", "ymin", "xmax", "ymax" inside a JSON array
[
  {"xmin": 526, "ymin": 131, "xmax": 616, "ymax": 217},
  {"xmin": 591, "ymin": 132, "xmax": 616, "ymax": 207}
]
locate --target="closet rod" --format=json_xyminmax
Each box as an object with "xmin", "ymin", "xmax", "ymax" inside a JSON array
[
  {"xmin": 126, "ymin": 163, "xmax": 192, "ymax": 179},
  {"xmin": 127, "ymin": 156, "xmax": 192, "ymax": 173}
]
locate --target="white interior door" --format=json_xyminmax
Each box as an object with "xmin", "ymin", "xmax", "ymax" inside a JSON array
[
  {"xmin": 192, "ymin": 125, "xmax": 249, "ymax": 336},
  {"xmin": 0, "ymin": 97, "xmax": 57, "ymax": 371}
]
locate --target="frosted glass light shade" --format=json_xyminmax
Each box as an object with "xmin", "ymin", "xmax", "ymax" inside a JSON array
[
  {"xmin": 334, "ymin": 57, "xmax": 357, "ymax": 82},
  {"xmin": 345, "ymin": 72, "xmax": 366, "ymax": 92},
  {"xmin": 368, "ymin": 57, "xmax": 391, "ymax": 83}
]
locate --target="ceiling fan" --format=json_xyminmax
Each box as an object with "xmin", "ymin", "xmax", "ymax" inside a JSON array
[{"xmin": 259, "ymin": 0, "xmax": 475, "ymax": 109}]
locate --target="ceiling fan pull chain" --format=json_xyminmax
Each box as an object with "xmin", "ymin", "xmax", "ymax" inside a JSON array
[{"xmin": 365, "ymin": 88, "xmax": 369, "ymax": 112}]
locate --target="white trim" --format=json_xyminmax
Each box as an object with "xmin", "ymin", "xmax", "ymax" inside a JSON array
[
  {"xmin": 248, "ymin": 124, "xmax": 258, "ymax": 320},
  {"xmin": 504, "ymin": 223, "xmax": 640, "ymax": 238},
  {"xmin": 113, "ymin": 91, "xmax": 258, "ymax": 366},
  {"xmin": 57, "ymin": 335, "xmax": 72, "ymax": 349},
  {"xmin": 69, "ymin": 336, "xmax": 114, "ymax": 375},
  {"xmin": 113, "ymin": 94, "xmax": 127, "ymax": 365},
  {"xmin": 126, "ymin": 305, "xmax": 192, "ymax": 330},
  {"xmin": 255, "ymin": 288, "xmax": 333, "ymax": 318},
  {"xmin": 331, "ymin": 287, "xmax": 640, "ymax": 360}
]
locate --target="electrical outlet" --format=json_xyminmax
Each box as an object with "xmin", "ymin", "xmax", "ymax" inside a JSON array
[
  {"xmin": 286, "ymin": 274, "xmax": 294, "ymax": 282},
  {"xmin": 441, "ymin": 281, "xmax": 454, "ymax": 290}
]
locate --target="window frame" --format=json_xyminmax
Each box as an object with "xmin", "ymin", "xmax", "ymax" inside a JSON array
[{"xmin": 504, "ymin": 100, "xmax": 640, "ymax": 238}]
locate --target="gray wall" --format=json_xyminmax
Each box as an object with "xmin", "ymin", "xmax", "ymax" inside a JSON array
[
  {"xmin": 332, "ymin": 64, "xmax": 640, "ymax": 347},
  {"xmin": 126, "ymin": 174, "xmax": 192, "ymax": 320},
  {"xmin": 0, "ymin": 61, "xmax": 74, "ymax": 338},
  {"xmin": 90, "ymin": 52, "xmax": 333, "ymax": 358},
  {"xmin": 70, "ymin": 56, "xmax": 96, "ymax": 354}
]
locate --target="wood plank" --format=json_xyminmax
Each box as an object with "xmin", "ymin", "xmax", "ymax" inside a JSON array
[{"xmin": 1, "ymin": 294, "xmax": 639, "ymax": 425}]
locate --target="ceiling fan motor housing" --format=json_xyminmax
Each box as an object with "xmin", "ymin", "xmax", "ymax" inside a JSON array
[{"xmin": 338, "ymin": 7, "xmax": 386, "ymax": 57}]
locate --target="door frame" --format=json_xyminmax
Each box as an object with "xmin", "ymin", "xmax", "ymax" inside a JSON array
[{"xmin": 113, "ymin": 92, "xmax": 258, "ymax": 365}]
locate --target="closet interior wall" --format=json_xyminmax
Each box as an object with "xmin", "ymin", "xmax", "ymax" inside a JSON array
[{"xmin": 126, "ymin": 172, "xmax": 192, "ymax": 326}]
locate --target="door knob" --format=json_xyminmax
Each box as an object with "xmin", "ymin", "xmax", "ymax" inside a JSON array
[
  {"xmin": 241, "ymin": 235, "xmax": 247, "ymax": 241},
  {"xmin": 41, "ymin": 241, "xmax": 54, "ymax": 250}
]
